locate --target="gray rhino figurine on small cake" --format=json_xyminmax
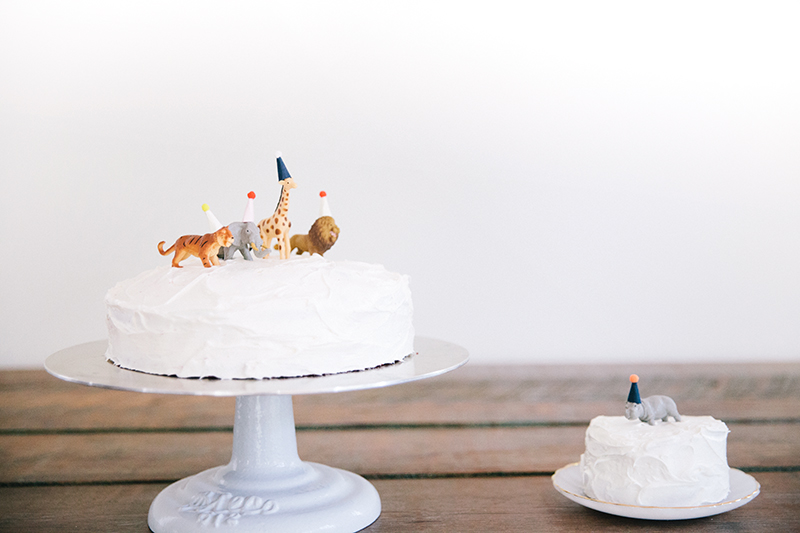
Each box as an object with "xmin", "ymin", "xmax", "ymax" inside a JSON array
[{"xmin": 624, "ymin": 374, "xmax": 682, "ymax": 425}]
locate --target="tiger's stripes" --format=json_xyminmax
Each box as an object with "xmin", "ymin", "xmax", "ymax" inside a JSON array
[{"xmin": 158, "ymin": 227, "xmax": 234, "ymax": 268}]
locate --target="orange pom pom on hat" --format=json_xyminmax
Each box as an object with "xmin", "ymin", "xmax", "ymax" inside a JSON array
[{"xmin": 627, "ymin": 374, "xmax": 641, "ymax": 404}]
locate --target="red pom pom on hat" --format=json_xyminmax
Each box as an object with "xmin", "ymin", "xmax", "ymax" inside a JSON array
[
  {"xmin": 242, "ymin": 191, "xmax": 256, "ymax": 222},
  {"xmin": 319, "ymin": 191, "xmax": 332, "ymax": 217}
]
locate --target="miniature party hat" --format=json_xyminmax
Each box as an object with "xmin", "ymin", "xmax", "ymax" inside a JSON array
[
  {"xmin": 319, "ymin": 191, "xmax": 332, "ymax": 217},
  {"xmin": 276, "ymin": 151, "xmax": 292, "ymax": 182},
  {"xmin": 242, "ymin": 191, "xmax": 256, "ymax": 222},
  {"xmin": 202, "ymin": 203, "xmax": 224, "ymax": 231},
  {"xmin": 627, "ymin": 374, "xmax": 642, "ymax": 404}
]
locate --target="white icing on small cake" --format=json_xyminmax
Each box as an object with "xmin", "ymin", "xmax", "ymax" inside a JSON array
[
  {"xmin": 105, "ymin": 255, "xmax": 414, "ymax": 379},
  {"xmin": 579, "ymin": 415, "xmax": 730, "ymax": 507}
]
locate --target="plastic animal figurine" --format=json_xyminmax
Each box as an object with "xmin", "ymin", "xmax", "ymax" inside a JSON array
[
  {"xmin": 158, "ymin": 227, "xmax": 234, "ymax": 268},
  {"xmin": 282, "ymin": 216, "xmax": 340, "ymax": 256},
  {"xmin": 222, "ymin": 221, "xmax": 263, "ymax": 261},
  {"xmin": 624, "ymin": 374, "xmax": 682, "ymax": 425},
  {"xmin": 258, "ymin": 153, "xmax": 296, "ymax": 260}
]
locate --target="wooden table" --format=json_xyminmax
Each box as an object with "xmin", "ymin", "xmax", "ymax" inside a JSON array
[{"xmin": 2, "ymin": 362, "xmax": 799, "ymax": 531}]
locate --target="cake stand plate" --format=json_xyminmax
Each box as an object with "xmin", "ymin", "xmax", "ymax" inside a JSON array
[
  {"xmin": 552, "ymin": 463, "xmax": 760, "ymax": 521},
  {"xmin": 45, "ymin": 337, "xmax": 468, "ymax": 533}
]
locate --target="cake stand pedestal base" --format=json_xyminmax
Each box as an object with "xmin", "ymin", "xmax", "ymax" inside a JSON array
[
  {"xmin": 148, "ymin": 395, "xmax": 380, "ymax": 533},
  {"xmin": 46, "ymin": 337, "xmax": 469, "ymax": 532}
]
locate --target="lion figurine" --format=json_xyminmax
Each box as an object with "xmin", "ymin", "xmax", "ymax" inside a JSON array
[
  {"xmin": 158, "ymin": 226, "xmax": 234, "ymax": 268},
  {"xmin": 281, "ymin": 215, "xmax": 340, "ymax": 256}
]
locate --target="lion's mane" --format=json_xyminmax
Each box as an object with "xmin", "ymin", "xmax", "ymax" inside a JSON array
[{"xmin": 290, "ymin": 216, "xmax": 340, "ymax": 256}]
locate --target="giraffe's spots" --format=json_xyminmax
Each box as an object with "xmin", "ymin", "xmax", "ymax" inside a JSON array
[{"xmin": 276, "ymin": 229, "xmax": 281, "ymax": 235}]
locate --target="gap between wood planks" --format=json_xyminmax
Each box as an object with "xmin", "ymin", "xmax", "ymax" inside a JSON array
[
  {"xmin": 3, "ymin": 417, "xmax": 799, "ymax": 436},
  {"xmin": 3, "ymin": 466, "xmax": 799, "ymax": 489}
]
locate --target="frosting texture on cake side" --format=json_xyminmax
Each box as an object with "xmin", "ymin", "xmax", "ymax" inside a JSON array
[
  {"xmin": 105, "ymin": 256, "xmax": 414, "ymax": 379},
  {"xmin": 579, "ymin": 415, "xmax": 730, "ymax": 507}
]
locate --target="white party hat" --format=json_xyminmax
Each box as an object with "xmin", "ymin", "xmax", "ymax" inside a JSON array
[
  {"xmin": 202, "ymin": 203, "xmax": 224, "ymax": 231},
  {"xmin": 242, "ymin": 191, "xmax": 256, "ymax": 222},
  {"xmin": 319, "ymin": 191, "xmax": 332, "ymax": 217}
]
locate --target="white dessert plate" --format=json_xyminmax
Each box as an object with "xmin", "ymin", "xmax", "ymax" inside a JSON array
[{"xmin": 552, "ymin": 463, "xmax": 760, "ymax": 521}]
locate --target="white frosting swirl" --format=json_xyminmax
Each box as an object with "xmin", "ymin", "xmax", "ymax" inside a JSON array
[
  {"xmin": 105, "ymin": 256, "xmax": 414, "ymax": 379},
  {"xmin": 579, "ymin": 415, "xmax": 730, "ymax": 507}
]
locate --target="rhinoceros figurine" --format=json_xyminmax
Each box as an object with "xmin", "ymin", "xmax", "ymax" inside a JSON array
[
  {"xmin": 625, "ymin": 396, "xmax": 682, "ymax": 425},
  {"xmin": 625, "ymin": 374, "xmax": 682, "ymax": 425},
  {"xmin": 221, "ymin": 221, "xmax": 264, "ymax": 261}
]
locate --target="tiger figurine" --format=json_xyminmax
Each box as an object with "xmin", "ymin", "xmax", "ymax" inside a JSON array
[{"xmin": 158, "ymin": 226, "xmax": 234, "ymax": 268}]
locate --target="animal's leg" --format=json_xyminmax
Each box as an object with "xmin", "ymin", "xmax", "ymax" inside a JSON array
[
  {"xmin": 673, "ymin": 412, "xmax": 682, "ymax": 422},
  {"xmin": 242, "ymin": 246, "xmax": 253, "ymax": 261},
  {"xmin": 210, "ymin": 253, "xmax": 220, "ymax": 266},
  {"xmin": 282, "ymin": 234, "xmax": 290, "ymax": 259},
  {"xmin": 199, "ymin": 250, "xmax": 216, "ymax": 267},
  {"xmin": 172, "ymin": 250, "xmax": 187, "ymax": 268}
]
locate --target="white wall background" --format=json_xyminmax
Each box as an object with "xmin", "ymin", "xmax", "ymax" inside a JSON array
[{"xmin": 1, "ymin": 1, "xmax": 799, "ymax": 369}]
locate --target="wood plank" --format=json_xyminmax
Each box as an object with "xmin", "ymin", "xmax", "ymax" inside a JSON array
[
  {"xmin": 0, "ymin": 484, "xmax": 156, "ymax": 533},
  {"xmin": 1, "ymin": 472, "xmax": 797, "ymax": 532},
  {"xmin": 4, "ymin": 364, "xmax": 800, "ymax": 430},
  {"xmin": 0, "ymin": 372, "xmax": 236, "ymax": 430},
  {"xmin": 371, "ymin": 472, "xmax": 800, "ymax": 532},
  {"xmin": 2, "ymin": 424, "xmax": 797, "ymax": 484}
]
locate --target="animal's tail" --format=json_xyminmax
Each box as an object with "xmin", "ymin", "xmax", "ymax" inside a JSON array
[
  {"xmin": 274, "ymin": 235, "xmax": 292, "ymax": 251},
  {"xmin": 276, "ymin": 235, "xmax": 299, "ymax": 252},
  {"xmin": 158, "ymin": 241, "xmax": 176, "ymax": 256}
]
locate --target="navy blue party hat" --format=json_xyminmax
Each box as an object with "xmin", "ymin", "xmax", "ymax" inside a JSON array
[
  {"xmin": 276, "ymin": 152, "xmax": 291, "ymax": 181},
  {"xmin": 627, "ymin": 374, "xmax": 641, "ymax": 403}
]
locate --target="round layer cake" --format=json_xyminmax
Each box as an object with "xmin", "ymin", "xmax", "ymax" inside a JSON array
[
  {"xmin": 105, "ymin": 256, "xmax": 414, "ymax": 379},
  {"xmin": 579, "ymin": 415, "xmax": 730, "ymax": 507}
]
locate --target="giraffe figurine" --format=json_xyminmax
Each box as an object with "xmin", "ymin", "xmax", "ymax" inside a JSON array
[{"xmin": 258, "ymin": 153, "xmax": 297, "ymax": 259}]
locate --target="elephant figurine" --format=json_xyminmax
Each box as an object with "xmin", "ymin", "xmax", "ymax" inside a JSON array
[{"xmin": 221, "ymin": 222, "xmax": 264, "ymax": 261}]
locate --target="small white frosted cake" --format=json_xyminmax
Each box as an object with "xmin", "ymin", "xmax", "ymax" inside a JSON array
[
  {"xmin": 105, "ymin": 255, "xmax": 414, "ymax": 379},
  {"xmin": 579, "ymin": 415, "xmax": 730, "ymax": 507}
]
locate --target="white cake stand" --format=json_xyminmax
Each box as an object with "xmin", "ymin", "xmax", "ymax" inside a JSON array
[{"xmin": 45, "ymin": 337, "xmax": 468, "ymax": 533}]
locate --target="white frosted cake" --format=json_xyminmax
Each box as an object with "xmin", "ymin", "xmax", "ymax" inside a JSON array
[
  {"xmin": 105, "ymin": 255, "xmax": 414, "ymax": 379},
  {"xmin": 579, "ymin": 415, "xmax": 730, "ymax": 507}
]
